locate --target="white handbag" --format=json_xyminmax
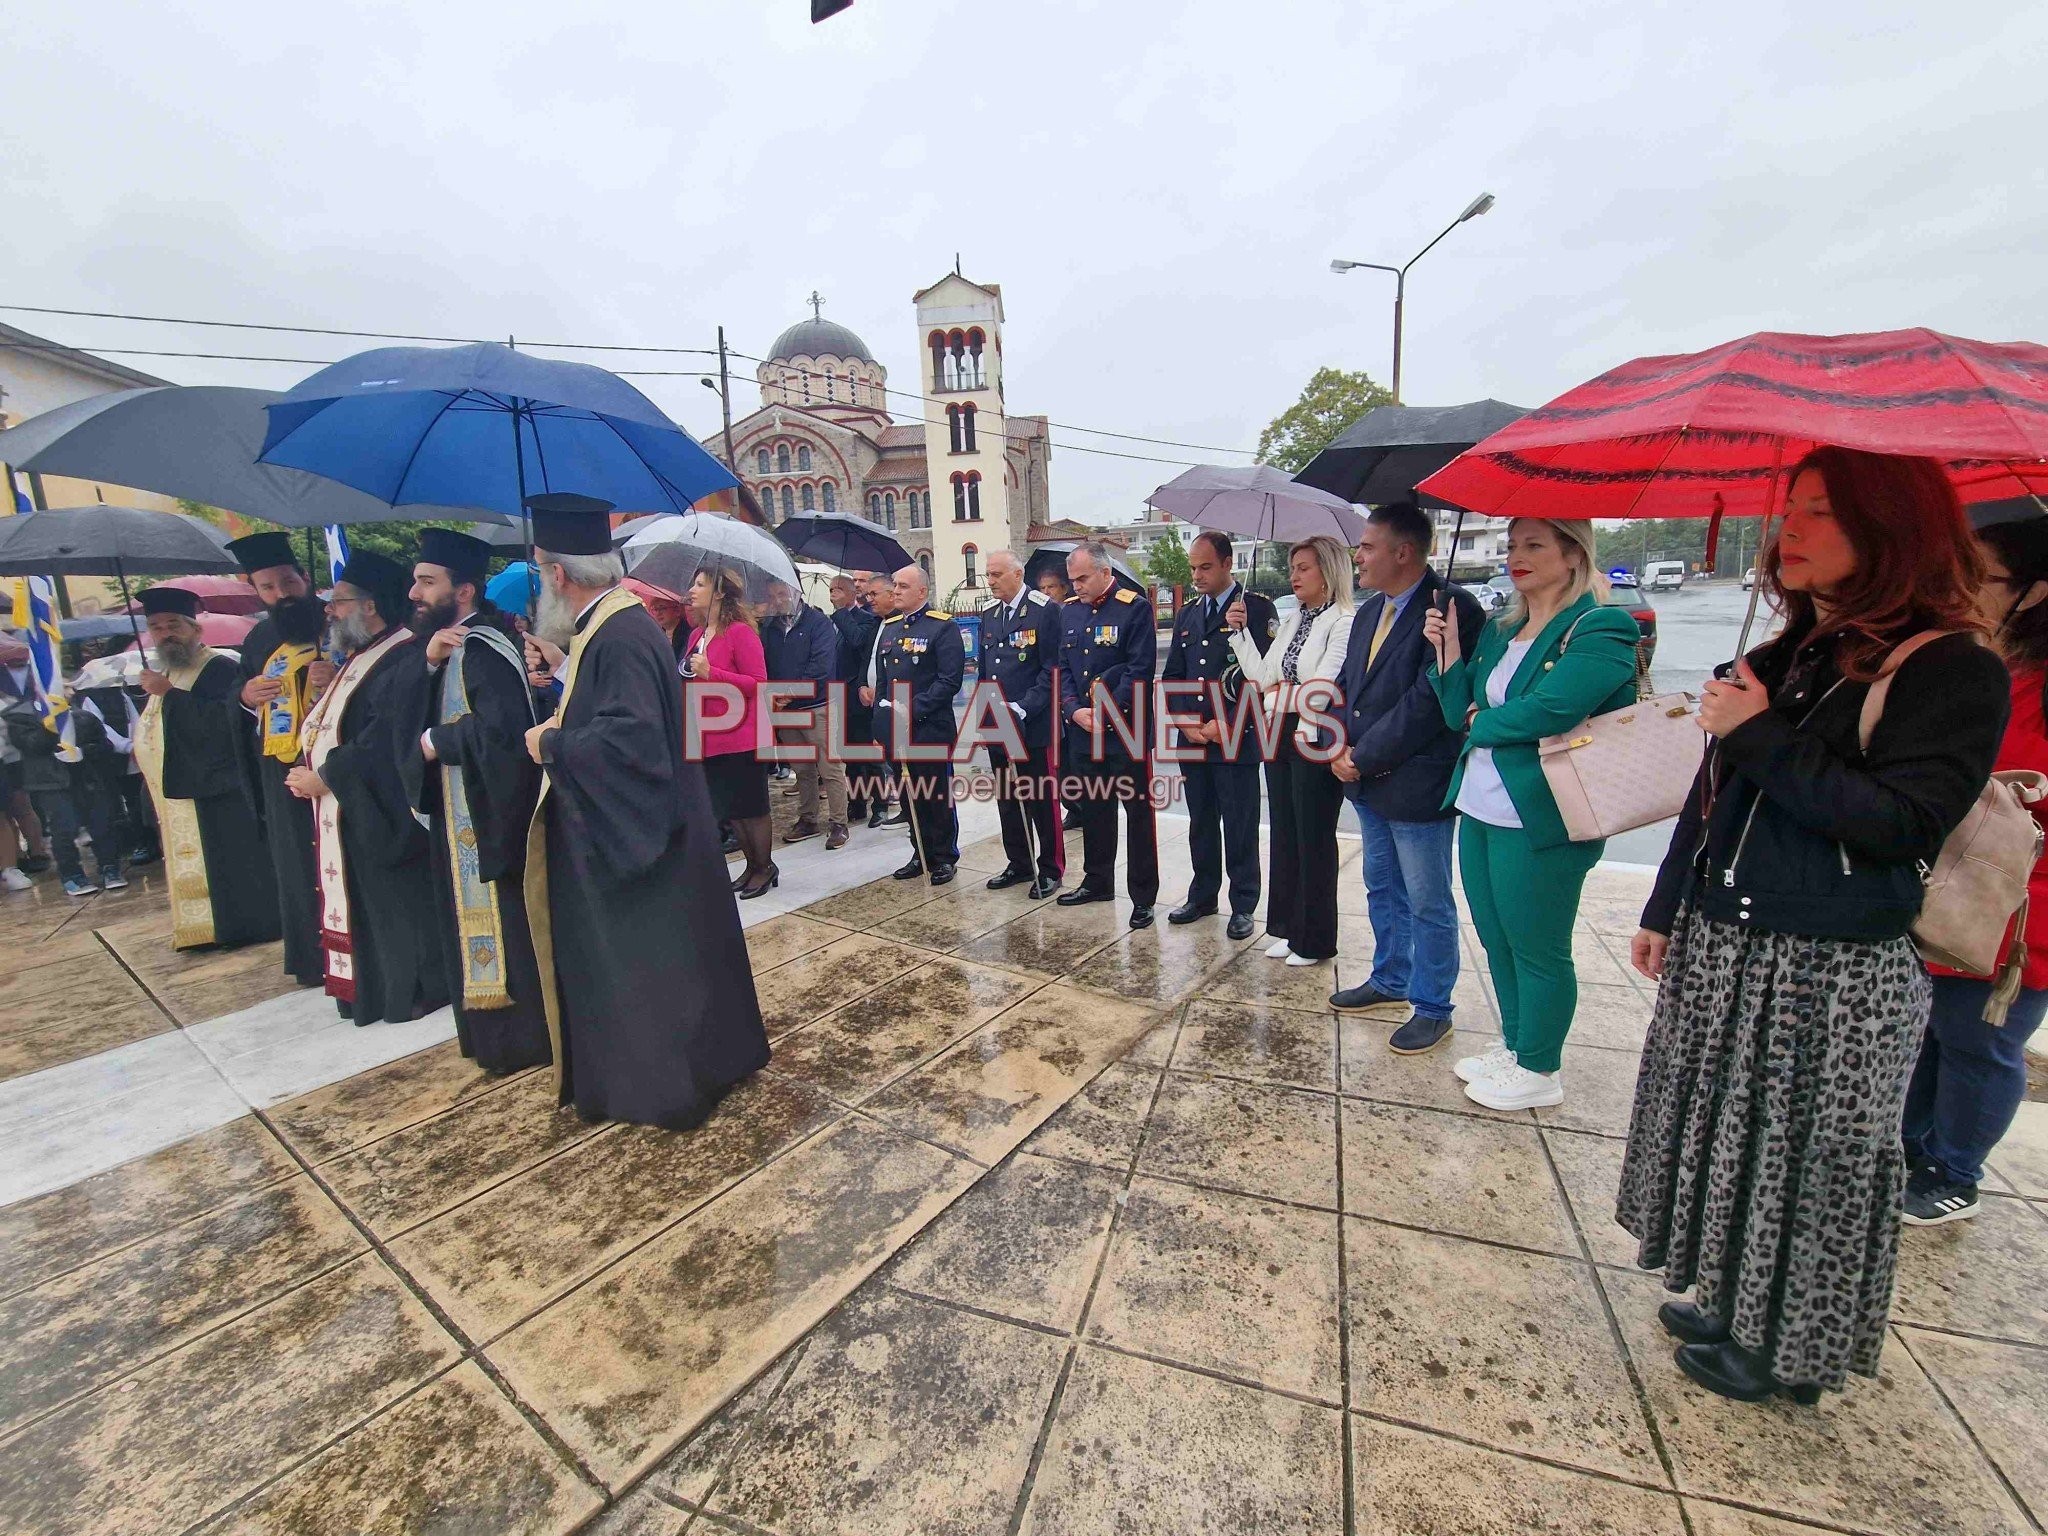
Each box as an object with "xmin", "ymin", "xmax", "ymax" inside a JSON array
[{"xmin": 1537, "ymin": 619, "xmax": 1705, "ymax": 842}]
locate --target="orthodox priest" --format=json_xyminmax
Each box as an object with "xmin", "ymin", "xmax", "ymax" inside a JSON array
[
  {"xmin": 403, "ymin": 528, "xmax": 551, "ymax": 1075},
  {"xmin": 133, "ymin": 587, "xmax": 281, "ymax": 950},
  {"xmin": 520, "ymin": 494, "xmax": 768, "ymax": 1129},
  {"xmin": 289, "ymin": 550, "xmax": 448, "ymax": 1025},
  {"xmin": 228, "ymin": 532, "xmax": 330, "ymax": 986}
]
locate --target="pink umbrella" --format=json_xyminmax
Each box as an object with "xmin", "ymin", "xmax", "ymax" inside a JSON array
[
  {"xmin": 121, "ymin": 574, "xmax": 263, "ymax": 615},
  {"xmin": 123, "ymin": 610, "xmax": 257, "ymax": 651}
]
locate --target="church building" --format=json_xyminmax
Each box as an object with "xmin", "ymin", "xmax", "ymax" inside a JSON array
[{"xmin": 727, "ymin": 271, "xmax": 1053, "ymax": 612}]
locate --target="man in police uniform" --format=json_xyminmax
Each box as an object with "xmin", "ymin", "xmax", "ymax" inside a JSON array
[
  {"xmin": 979, "ymin": 550, "xmax": 1064, "ymax": 899},
  {"xmin": 1161, "ymin": 530, "xmax": 1276, "ymax": 940},
  {"xmin": 875, "ymin": 564, "xmax": 963, "ymax": 885},
  {"xmin": 1056, "ymin": 540, "xmax": 1159, "ymax": 928}
]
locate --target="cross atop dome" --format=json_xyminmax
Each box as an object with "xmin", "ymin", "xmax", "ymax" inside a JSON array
[{"xmin": 808, "ymin": 290, "xmax": 826, "ymax": 320}]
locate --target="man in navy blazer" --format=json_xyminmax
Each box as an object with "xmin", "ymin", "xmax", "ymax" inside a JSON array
[
  {"xmin": 1328, "ymin": 502, "xmax": 1486, "ymax": 1053},
  {"xmin": 979, "ymin": 550, "xmax": 1066, "ymax": 898}
]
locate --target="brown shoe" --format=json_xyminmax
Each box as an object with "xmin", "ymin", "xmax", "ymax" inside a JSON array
[
  {"xmin": 783, "ymin": 819, "xmax": 822, "ymax": 844},
  {"xmin": 826, "ymin": 823, "xmax": 849, "ymax": 850}
]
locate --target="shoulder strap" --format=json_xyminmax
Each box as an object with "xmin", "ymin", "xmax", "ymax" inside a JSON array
[{"xmin": 1858, "ymin": 631, "xmax": 1963, "ymax": 751}]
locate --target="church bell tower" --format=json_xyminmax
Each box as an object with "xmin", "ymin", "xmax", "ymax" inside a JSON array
[{"xmin": 912, "ymin": 270, "xmax": 1009, "ymax": 610}]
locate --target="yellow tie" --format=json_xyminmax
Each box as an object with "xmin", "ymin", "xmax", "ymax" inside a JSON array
[{"xmin": 1366, "ymin": 600, "xmax": 1397, "ymax": 667}]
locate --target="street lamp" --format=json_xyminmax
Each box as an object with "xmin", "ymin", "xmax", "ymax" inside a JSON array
[{"xmin": 1331, "ymin": 191, "xmax": 1495, "ymax": 403}]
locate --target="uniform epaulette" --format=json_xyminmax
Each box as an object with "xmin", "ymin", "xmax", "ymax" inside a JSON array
[
  {"xmin": 1026, "ymin": 589, "xmax": 1050, "ymax": 606},
  {"xmin": 1113, "ymin": 588, "xmax": 1138, "ymax": 604},
  {"xmin": 1064, "ymin": 594, "xmax": 1084, "ymax": 603},
  {"xmin": 882, "ymin": 614, "xmax": 903, "ymax": 625},
  {"xmin": 928, "ymin": 611, "xmax": 951, "ymax": 621}
]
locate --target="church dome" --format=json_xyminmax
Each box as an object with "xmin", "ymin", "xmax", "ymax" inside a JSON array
[{"xmin": 768, "ymin": 317, "xmax": 875, "ymax": 364}]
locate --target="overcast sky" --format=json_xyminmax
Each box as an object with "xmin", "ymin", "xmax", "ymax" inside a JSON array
[{"xmin": 4, "ymin": 0, "xmax": 2043, "ymax": 525}]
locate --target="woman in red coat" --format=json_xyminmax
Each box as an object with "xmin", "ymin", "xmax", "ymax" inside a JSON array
[
  {"xmin": 1904, "ymin": 515, "xmax": 2048, "ymax": 1224},
  {"xmin": 681, "ymin": 566, "xmax": 775, "ymax": 898}
]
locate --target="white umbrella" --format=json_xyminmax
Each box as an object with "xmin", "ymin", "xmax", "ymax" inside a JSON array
[
  {"xmin": 624, "ymin": 512, "xmax": 800, "ymax": 605},
  {"xmin": 1148, "ymin": 464, "xmax": 1367, "ymax": 545}
]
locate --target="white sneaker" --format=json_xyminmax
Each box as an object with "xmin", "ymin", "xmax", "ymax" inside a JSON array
[
  {"xmin": 1285, "ymin": 952, "xmax": 1322, "ymax": 967},
  {"xmin": 0, "ymin": 867, "xmax": 31, "ymax": 892},
  {"xmin": 1453, "ymin": 1041, "xmax": 1516, "ymax": 1084},
  {"xmin": 1264, "ymin": 938, "xmax": 1293, "ymax": 959},
  {"xmin": 1464, "ymin": 1063, "xmax": 1564, "ymax": 1111}
]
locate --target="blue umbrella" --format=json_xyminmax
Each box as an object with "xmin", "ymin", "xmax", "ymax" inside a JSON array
[
  {"xmin": 257, "ymin": 341, "xmax": 737, "ymax": 525},
  {"xmin": 486, "ymin": 561, "xmax": 540, "ymax": 613}
]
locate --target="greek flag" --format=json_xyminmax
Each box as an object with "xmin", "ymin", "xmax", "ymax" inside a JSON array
[
  {"xmin": 2, "ymin": 466, "xmax": 80, "ymax": 762},
  {"xmin": 324, "ymin": 524, "xmax": 351, "ymax": 580}
]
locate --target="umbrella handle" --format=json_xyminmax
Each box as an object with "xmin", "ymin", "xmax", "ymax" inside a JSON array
[{"xmin": 117, "ymin": 553, "xmax": 144, "ymax": 657}]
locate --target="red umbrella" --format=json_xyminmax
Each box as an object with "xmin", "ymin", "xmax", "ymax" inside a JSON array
[
  {"xmin": 1418, "ymin": 329, "xmax": 2048, "ymax": 522},
  {"xmin": 123, "ymin": 610, "xmax": 257, "ymax": 650},
  {"xmin": 121, "ymin": 574, "xmax": 264, "ymax": 615}
]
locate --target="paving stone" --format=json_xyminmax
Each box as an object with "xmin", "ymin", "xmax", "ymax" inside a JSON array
[
  {"xmin": 1138, "ymin": 1072, "xmax": 1339, "ymax": 1208},
  {"xmin": 1900, "ymin": 1326, "xmax": 2048, "ymax": 1525},
  {"xmin": 1891, "ymin": 1193, "xmax": 2048, "ymax": 1344},
  {"xmin": 1171, "ymin": 997, "xmax": 1337, "ymax": 1091},
  {"xmin": 1341, "ymin": 1100, "xmax": 1579, "ymax": 1255},
  {"xmin": 1021, "ymin": 1060, "xmax": 1160, "ymax": 1171},
  {"xmin": 1352, "ymin": 1419, "xmax": 1685, "ymax": 1535}
]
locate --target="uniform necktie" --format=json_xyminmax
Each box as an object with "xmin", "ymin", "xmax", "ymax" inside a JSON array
[{"xmin": 1367, "ymin": 600, "xmax": 1397, "ymax": 667}]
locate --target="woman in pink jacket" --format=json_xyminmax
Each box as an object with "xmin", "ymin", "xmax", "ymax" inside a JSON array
[{"xmin": 681, "ymin": 565, "xmax": 775, "ymax": 897}]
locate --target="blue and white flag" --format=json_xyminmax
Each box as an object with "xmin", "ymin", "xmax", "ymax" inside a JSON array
[
  {"xmin": 2, "ymin": 465, "xmax": 80, "ymax": 762},
  {"xmin": 324, "ymin": 523, "xmax": 351, "ymax": 580}
]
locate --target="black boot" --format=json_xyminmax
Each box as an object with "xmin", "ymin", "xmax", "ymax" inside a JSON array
[
  {"xmin": 1675, "ymin": 1340, "xmax": 1822, "ymax": 1406},
  {"xmin": 1658, "ymin": 1301, "xmax": 1730, "ymax": 1346}
]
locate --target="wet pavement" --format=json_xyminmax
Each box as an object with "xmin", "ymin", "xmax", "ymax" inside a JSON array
[{"xmin": 4, "ymin": 815, "xmax": 2046, "ymax": 1534}]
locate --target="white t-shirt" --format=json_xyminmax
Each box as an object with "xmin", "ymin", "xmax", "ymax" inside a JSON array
[{"xmin": 1454, "ymin": 639, "xmax": 1533, "ymax": 829}]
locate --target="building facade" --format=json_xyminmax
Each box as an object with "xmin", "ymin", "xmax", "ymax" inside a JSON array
[{"xmin": 727, "ymin": 272, "xmax": 1052, "ymax": 612}]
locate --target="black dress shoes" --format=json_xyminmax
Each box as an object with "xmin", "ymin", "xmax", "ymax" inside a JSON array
[
  {"xmin": 892, "ymin": 858, "xmax": 925, "ymax": 881},
  {"xmin": 881, "ymin": 806, "xmax": 909, "ymax": 827},
  {"xmin": 1658, "ymin": 1302, "xmax": 1730, "ymax": 1347},
  {"xmin": 1675, "ymin": 1340, "xmax": 1822, "ymax": 1406},
  {"xmin": 1056, "ymin": 886, "xmax": 1114, "ymax": 907},
  {"xmin": 867, "ymin": 807, "xmax": 890, "ymax": 830},
  {"xmin": 1167, "ymin": 902, "xmax": 1216, "ymax": 926},
  {"xmin": 1029, "ymin": 875, "xmax": 1061, "ymax": 901},
  {"xmin": 929, "ymin": 863, "xmax": 957, "ymax": 887},
  {"xmin": 986, "ymin": 868, "xmax": 1034, "ymax": 891},
  {"xmin": 1226, "ymin": 913, "xmax": 1255, "ymax": 941},
  {"xmin": 1128, "ymin": 905, "xmax": 1155, "ymax": 930}
]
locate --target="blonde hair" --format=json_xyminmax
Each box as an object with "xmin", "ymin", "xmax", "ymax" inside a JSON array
[
  {"xmin": 1287, "ymin": 536, "xmax": 1355, "ymax": 614},
  {"xmin": 1496, "ymin": 518, "xmax": 1605, "ymax": 630}
]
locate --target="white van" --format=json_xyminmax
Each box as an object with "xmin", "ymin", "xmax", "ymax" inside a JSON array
[{"xmin": 1643, "ymin": 560, "xmax": 1687, "ymax": 593}]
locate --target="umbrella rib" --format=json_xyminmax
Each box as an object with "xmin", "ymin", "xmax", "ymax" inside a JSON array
[
  {"xmin": 592, "ymin": 411, "xmax": 694, "ymax": 513},
  {"xmin": 385, "ymin": 391, "xmax": 471, "ymax": 511}
]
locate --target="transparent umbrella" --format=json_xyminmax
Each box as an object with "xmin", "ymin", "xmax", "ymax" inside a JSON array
[{"xmin": 624, "ymin": 512, "xmax": 799, "ymax": 605}]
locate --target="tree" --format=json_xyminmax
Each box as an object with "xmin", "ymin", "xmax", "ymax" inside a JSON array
[
  {"xmin": 1143, "ymin": 526, "xmax": 1191, "ymax": 590},
  {"xmin": 1256, "ymin": 367, "xmax": 1395, "ymax": 474},
  {"xmin": 182, "ymin": 499, "xmax": 484, "ymax": 588}
]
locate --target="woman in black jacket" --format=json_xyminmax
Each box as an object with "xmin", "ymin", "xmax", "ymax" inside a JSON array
[{"xmin": 1616, "ymin": 448, "xmax": 2010, "ymax": 1405}]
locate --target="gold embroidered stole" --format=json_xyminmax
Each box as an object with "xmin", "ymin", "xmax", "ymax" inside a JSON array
[
  {"xmin": 260, "ymin": 643, "xmax": 315, "ymax": 761},
  {"xmin": 133, "ymin": 648, "xmax": 222, "ymax": 950},
  {"xmin": 438, "ymin": 622, "xmax": 531, "ymax": 1010},
  {"xmin": 524, "ymin": 586, "xmax": 642, "ymax": 1090},
  {"xmin": 300, "ymin": 627, "xmax": 414, "ymax": 1000}
]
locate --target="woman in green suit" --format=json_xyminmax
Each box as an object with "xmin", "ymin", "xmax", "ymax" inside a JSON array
[{"xmin": 1422, "ymin": 518, "xmax": 1640, "ymax": 1110}]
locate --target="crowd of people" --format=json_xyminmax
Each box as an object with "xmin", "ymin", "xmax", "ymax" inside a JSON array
[{"xmin": 3, "ymin": 446, "xmax": 2041, "ymax": 1411}]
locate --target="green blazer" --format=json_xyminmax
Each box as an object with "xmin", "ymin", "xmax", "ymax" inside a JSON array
[{"xmin": 1430, "ymin": 592, "xmax": 1642, "ymax": 850}]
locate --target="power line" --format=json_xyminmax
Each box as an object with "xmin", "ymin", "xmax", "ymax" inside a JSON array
[{"xmin": 0, "ymin": 301, "xmax": 1252, "ymax": 456}]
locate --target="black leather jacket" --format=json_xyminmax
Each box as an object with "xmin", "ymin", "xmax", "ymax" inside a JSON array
[{"xmin": 1643, "ymin": 628, "xmax": 2010, "ymax": 943}]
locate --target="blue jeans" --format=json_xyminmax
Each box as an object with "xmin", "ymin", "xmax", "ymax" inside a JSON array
[
  {"xmin": 1354, "ymin": 803, "xmax": 1459, "ymax": 1021},
  {"xmin": 1902, "ymin": 974, "xmax": 2047, "ymax": 1187}
]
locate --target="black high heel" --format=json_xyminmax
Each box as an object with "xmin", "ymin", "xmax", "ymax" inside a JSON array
[
  {"xmin": 1658, "ymin": 1301, "xmax": 1730, "ymax": 1346},
  {"xmin": 738, "ymin": 863, "xmax": 780, "ymax": 899},
  {"xmin": 1675, "ymin": 1341, "xmax": 1823, "ymax": 1406}
]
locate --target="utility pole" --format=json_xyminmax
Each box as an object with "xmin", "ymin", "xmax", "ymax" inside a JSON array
[{"xmin": 717, "ymin": 326, "xmax": 735, "ymax": 469}]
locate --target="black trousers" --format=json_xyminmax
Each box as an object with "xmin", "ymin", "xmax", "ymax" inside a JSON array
[
  {"xmin": 845, "ymin": 710, "xmax": 878, "ymax": 816},
  {"xmin": 1068, "ymin": 755, "xmax": 1158, "ymax": 905},
  {"xmin": 33, "ymin": 777, "xmax": 120, "ymax": 882},
  {"xmin": 989, "ymin": 740, "xmax": 1064, "ymax": 880},
  {"xmin": 1182, "ymin": 758, "xmax": 1262, "ymax": 915},
  {"xmin": 1262, "ymin": 721, "xmax": 1343, "ymax": 960},
  {"xmin": 894, "ymin": 756, "xmax": 960, "ymax": 869}
]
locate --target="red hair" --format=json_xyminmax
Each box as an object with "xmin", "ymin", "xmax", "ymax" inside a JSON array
[{"xmin": 1763, "ymin": 447, "xmax": 1986, "ymax": 681}]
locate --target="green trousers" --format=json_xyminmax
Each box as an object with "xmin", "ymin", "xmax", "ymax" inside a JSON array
[{"xmin": 1458, "ymin": 816, "xmax": 1604, "ymax": 1075}]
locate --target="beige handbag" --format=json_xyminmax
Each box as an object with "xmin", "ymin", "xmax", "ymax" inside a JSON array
[
  {"xmin": 1859, "ymin": 633, "xmax": 2047, "ymax": 1022},
  {"xmin": 1537, "ymin": 619, "xmax": 1705, "ymax": 842}
]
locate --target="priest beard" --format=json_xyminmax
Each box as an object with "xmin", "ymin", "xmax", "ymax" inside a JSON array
[
  {"xmin": 534, "ymin": 579, "xmax": 578, "ymax": 652},
  {"xmin": 268, "ymin": 594, "xmax": 325, "ymax": 646},
  {"xmin": 155, "ymin": 632, "xmax": 200, "ymax": 671}
]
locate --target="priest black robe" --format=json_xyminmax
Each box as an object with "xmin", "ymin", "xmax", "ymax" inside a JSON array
[
  {"xmin": 314, "ymin": 634, "xmax": 449, "ymax": 1025},
  {"xmin": 404, "ymin": 616, "xmax": 551, "ymax": 1074},
  {"xmin": 236, "ymin": 614, "xmax": 325, "ymax": 986},
  {"xmin": 143, "ymin": 655, "xmax": 282, "ymax": 948},
  {"xmin": 529, "ymin": 591, "xmax": 768, "ymax": 1129}
]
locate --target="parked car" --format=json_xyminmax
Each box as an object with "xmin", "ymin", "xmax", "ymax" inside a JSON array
[
  {"xmin": 1471, "ymin": 573, "xmax": 1514, "ymax": 612},
  {"xmin": 1608, "ymin": 570, "xmax": 1641, "ymax": 593},
  {"xmin": 1741, "ymin": 567, "xmax": 1757, "ymax": 591},
  {"xmin": 1643, "ymin": 560, "xmax": 1687, "ymax": 592},
  {"xmin": 1605, "ymin": 584, "xmax": 1658, "ymax": 671}
]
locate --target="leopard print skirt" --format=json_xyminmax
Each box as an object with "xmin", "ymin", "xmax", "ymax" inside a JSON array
[{"xmin": 1615, "ymin": 906, "xmax": 1931, "ymax": 1390}]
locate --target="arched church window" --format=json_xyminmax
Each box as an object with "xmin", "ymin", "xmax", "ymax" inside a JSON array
[
  {"xmin": 868, "ymin": 492, "xmax": 882, "ymax": 523},
  {"xmin": 946, "ymin": 405, "xmax": 962, "ymax": 454},
  {"xmin": 801, "ymin": 483, "xmax": 815, "ymax": 512},
  {"xmin": 822, "ymin": 482, "xmax": 836, "ymax": 514},
  {"xmin": 960, "ymin": 402, "xmax": 977, "ymax": 452},
  {"xmin": 929, "ymin": 331, "xmax": 947, "ymax": 390},
  {"xmin": 797, "ymin": 444, "xmax": 812, "ymax": 472},
  {"xmin": 967, "ymin": 329, "xmax": 987, "ymax": 388},
  {"xmin": 951, "ymin": 473, "xmax": 967, "ymax": 521},
  {"xmin": 966, "ymin": 471, "xmax": 982, "ymax": 521},
  {"xmin": 918, "ymin": 551, "xmax": 932, "ymax": 580},
  {"xmin": 883, "ymin": 491, "xmax": 897, "ymax": 532},
  {"xmin": 826, "ymin": 371, "xmax": 837, "ymax": 402},
  {"xmin": 780, "ymin": 485, "xmax": 794, "ymax": 519},
  {"xmin": 756, "ymin": 448, "xmax": 771, "ymax": 475},
  {"xmin": 777, "ymin": 444, "xmax": 791, "ymax": 474},
  {"xmin": 962, "ymin": 544, "xmax": 979, "ymax": 586}
]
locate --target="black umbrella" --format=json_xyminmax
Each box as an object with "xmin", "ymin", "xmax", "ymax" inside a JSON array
[
  {"xmin": 774, "ymin": 510, "xmax": 912, "ymax": 573},
  {"xmin": 1293, "ymin": 400, "xmax": 1529, "ymax": 507},
  {"xmin": 1025, "ymin": 540, "xmax": 1143, "ymax": 596},
  {"xmin": 1969, "ymin": 496, "xmax": 2048, "ymax": 530},
  {"xmin": 0, "ymin": 505, "xmax": 238, "ymax": 648}
]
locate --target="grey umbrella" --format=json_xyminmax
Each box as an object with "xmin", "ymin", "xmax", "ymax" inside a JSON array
[
  {"xmin": 623, "ymin": 512, "xmax": 799, "ymax": 605},
  {"xmin": 610, "ymin": 513, "xmax": 681, "ymax": 550},
  {"xmin": 0, "ymin": 385, "xmax": 504, "ymax": 527},
  {"xmin": 0, "ymin": 504, "xmax": 238, "ymax": 648},
  {"xmin": 1148, "ymin": 464, "xmax": 1365, "ymax": 544},
  {"xmin": 1293, "ymin": 399, "xmax": 1529, "ymax": 507}
]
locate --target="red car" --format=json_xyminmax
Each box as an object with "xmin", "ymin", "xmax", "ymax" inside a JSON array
[{"xmin": 1604, "ymin": 585, "xmax": 1658, "ymax": 671}]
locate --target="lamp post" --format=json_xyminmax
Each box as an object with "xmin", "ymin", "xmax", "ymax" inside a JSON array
[{"xmin": 1330, "ymin": 192, "xmax": 1495, "ymax": 403}]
